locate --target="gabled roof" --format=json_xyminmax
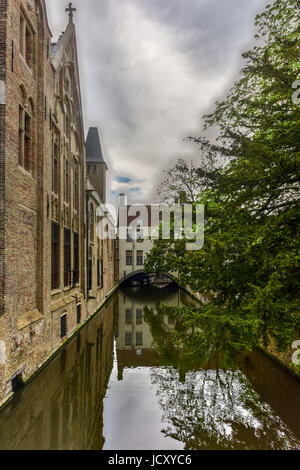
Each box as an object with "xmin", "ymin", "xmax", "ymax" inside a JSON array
[
  {"xmin": 86, "ymin": 127, "xmax": 108, "ymax": 169},
  {"xmin": 50, "ymin": 16, "xmax": 85, "ymax": 153}
]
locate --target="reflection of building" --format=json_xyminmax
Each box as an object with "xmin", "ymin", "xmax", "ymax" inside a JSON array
[
  {"xmin": 0, "ymin": 296, "xmax": 116, "ymax": 450},
  {"xmin": 0, "ymin": 2, "xmax": 117, "ymax": 407},
  {"xmin": 115, "ymin": 291, "xmax": 180, "ymax": 380}
]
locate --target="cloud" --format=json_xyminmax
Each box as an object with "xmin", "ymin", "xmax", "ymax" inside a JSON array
[
  {"xmin": 115, "ymin": 176, "xmax": 132, "ymax": 184},
  {"xmin": 46, "ymin": 0, "xmax": 269, "ymax": 204},
  {"xmin": 129, "ymin": 187, "xmax": 142, "ymax": 192}
]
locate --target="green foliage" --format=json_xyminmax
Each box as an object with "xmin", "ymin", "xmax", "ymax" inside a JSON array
[{"xmin": 145, "ymin": 0, "xmax": 300, "ymax": 354}]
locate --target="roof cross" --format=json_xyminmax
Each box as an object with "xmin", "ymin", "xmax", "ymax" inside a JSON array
[{"xmin": 65, "ymin": 2, "xmax": 76, "ymax": 23}]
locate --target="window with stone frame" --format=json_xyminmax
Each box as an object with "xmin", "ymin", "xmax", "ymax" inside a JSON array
[
  {"xmin": 126, "ymin": 250, "xmax": 133, "ymax": 266},
  {"xmin": 136, "ymin": 331, "xmax": 143, "ymax": 347},
  {"xmin": 97, "ymin": 258, "xmax": 101, "ymax": 288},
  {"xmin": 89, "ymin": 204, "xmax": 95, "ymax": 243},
  {"xmin": 136, "ymin": 250, "xmax": 143, "ymax": 266},
  {"xmin": 64, "ymin": 227, "xmax": 71, "ymax": 287},
  {"xmin": 20, "ymin": 11, "xmax": 34, "ymax": 69},
  {"xmin": 52, "ymin": 128, "xmax": 60, "ymax": 195},
  {"xmin": 64, "ymin": 157, "xmax": 70, "ymax": 204},
  {"xmin": 136, "ymin": 309, "xmax": 143, "ymax": 325},
  {"xmin": 125, "ymin": 331, "xmax": 132, "ymax": 346},
  {"xmin": 18, "ymin": 104, "xmax": 32, "ymax": 173},
  {"xmin": 73, "ymin": 231, "xmax": 79, "ymax": 286},
  {"xmin": 51, "ymin": 221, "xmax": 60, "ymax": 290},
  {"xmin": 125, "ymin": 309, "xmax": 133, "ymax": 325},
  {"xmin": 73, "ymin": 158, "xmax": 79, "ymax": 211}
]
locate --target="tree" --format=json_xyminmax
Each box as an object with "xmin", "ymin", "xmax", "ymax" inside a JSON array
[{"xmin": 145, "ymin": 0, "xmax": 300, "ymax": 359}]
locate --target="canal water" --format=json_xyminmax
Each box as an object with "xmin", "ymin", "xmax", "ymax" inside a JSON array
[{"xmin": 0, "ymin": 288, "xmax": 299, "ymax": 450}]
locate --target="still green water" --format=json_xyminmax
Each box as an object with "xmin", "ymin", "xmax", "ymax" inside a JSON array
[{"xmin": 0, "ymin": 288, "xmax": 299, "ymax": 450}]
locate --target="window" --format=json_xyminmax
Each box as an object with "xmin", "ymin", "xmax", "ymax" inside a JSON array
[
  {"xmin": 97, "ymin": 258, "xmax": 103, "ymax": 288},
  {"xmin": 65, "ymin": 113, "xmax": 70, "ymax": 140},
  {"xmin": 136, "ymin": 309, "xmax": 143, "ymax": 325},
  {"xmin": 77, "ymin": 304, "xmax": 81, "ymax": 325},
  {"xmin": 89, "ymin": 205, "xmax": 95, "ymax": 243},
  {"xmin": 88, "ymin": 248, "xmax": 92, "ymax": 291},
  {"xmin": 137, "ymin": 250, "xmax": 143, "ymax": 266},
  {"xmin": 20, "ymin": 14, "xmax": 25, "ymax": 57},
  {"xmin": 136, "ymin": 332, "xmax": 143, "ymax": 347},
  {"xmin": 64, "ymin": 158, "xmax": 70, "ymax": 203},
  {"xmin": 64, "ymin": 228, "xmax": 71, "ymax": 287},
  {"xmin": 20, "ymin": 12, "xmax": 34, "ymax": 69},
  {"xmin": 46, "ymin": 38, "xmax": 50, "ymax": 60},
  {"xmin": 87, "ymin": 165, "xmax": 90, "ymax": 173},
  {"xmin": 19, "ymin": 105, "xmax": 32, "ymax": 172},
  {"xmin": 94, "ymin": 165, "xmax": 96, "ymax": 173},
  {"xmin": 125, "ymin": 309, "xmax": 133, "ymax": 325},
  {"xmin": 51, "ymin": 222, "xmax": 60, "ymax": 290},
  {"xmin": 74, "ymin": 160, "xmax": 79, "ymax": 211},
  {"xmin": 125, "ymin": 332, "xmax": 132, "ymax": 346},
  {"xmin": 126, "ymin": 250, "xmax": 133, "ymax": 266},
  {"xmin": 101, "ymin": 259, "xmax": 104, "ymax": 289},
  {"xmin": 60, "ymin": 314, "xmax": 67, "ymax": 339},
  {"xmin": 73, "ymin": 232, "xmax": 79, "ymax": 286},
  {"xmin": 52, "ymin": 130, "xmax": 60, "ymax": 194}
]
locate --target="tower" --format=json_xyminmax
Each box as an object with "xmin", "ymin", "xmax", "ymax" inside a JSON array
[{"xmin": 86, "ymin": 127, "xmax": 108, "ymax": 204}]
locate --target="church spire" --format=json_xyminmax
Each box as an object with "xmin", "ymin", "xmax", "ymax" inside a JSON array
[{"xmin": 65, "ymin": 2, "xmax": 76, "ymax": 24}]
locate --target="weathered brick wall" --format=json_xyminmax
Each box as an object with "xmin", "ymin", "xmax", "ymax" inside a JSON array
[
  {"xmin": 0, "ymin": 0, "xmax": 8, "ymax": 405},
  {"xmin": 0, "ymin": 0, "xmax": 118, "ymax": 408},
  {"xmin": 1, "ymin": 0, "xmax": 51, "ymax": 391}
]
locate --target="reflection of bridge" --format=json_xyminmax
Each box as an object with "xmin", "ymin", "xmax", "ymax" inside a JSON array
[{"xmin": 120, "ymin": 270, "xmax": 177, "ymax": 289}]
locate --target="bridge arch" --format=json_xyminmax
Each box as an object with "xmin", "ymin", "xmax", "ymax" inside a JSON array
[{"xmin": 120, "ymin": 270, "xmax": 177, "ymax": 288}]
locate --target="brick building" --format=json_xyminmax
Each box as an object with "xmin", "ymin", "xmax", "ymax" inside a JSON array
[{"xmin": 0, "ymin": 1, "xmax": 117, "ymax": 407}]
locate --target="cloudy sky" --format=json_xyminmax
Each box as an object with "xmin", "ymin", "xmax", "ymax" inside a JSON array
[{"xmin": 46, "ymin": 0, "xmax": 269, "ymax": 204}]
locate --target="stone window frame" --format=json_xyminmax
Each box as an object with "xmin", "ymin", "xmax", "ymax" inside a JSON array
[
  {"xmin": 18, "ymin": 96, "xmax": 35, "ymax": 175},
  {"xmin": 136, "ymin": 250, "xmax": 143, "ymax": 266},
  {"xmin": 19, "ymin": 8, "xmax": 35, "ymax": 71},
  {"xmin": 64, "ymin": 156, "xmax": 70, "ymax": 205},
  {"xmin": 73, "ymin": 231, "xmax": 79, "ymax": 287},
  {"xmin": 89, "ymin": 203, "xmax": 95, "ymax": 244},
  {"xmin": 136, "ymin": 331, "xmax": 143, "ymax": 347},
  {"xmin": 126, "ymin": 250, "xmax": 133, "ymax": 266},
  {"xmin": 52, "ymin": 125, "xmax": 60, "ymax": 196},
  {"xmin": 51, "ymin": 221, "xmax": 60, "ymax": 291},
  {"xmin": 73, "ymin": 154, "xmax": 80, "ymax": 212}
]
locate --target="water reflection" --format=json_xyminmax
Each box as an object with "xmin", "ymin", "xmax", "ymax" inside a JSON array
[
  {"xmin": 0, "ymin": 288, "xmax": 299, "ymax": 450},
  {"xmin": 0, "ymin": 297, "xmax": 116, "ymax": 450},
  {"xmin": 104, "ymin": 287, "xmax": 300, "ymax": 450}
]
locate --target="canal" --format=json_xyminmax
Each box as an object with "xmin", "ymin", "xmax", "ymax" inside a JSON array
[{"xmin": 0, "ymin": 287, "xmax": 299, "ymax": 450}]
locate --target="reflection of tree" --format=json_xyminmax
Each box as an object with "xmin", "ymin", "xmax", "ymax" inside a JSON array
[
  {"xmin": 143, "ymin": 300, "xmax": 300, "ymax": 450},
  {"xmin": 151, "ymin": 367, "xmax": 300, "ymax": 450},
  {"xmin": 143, "ymin": 303, "xmax": 247, "ymax": 372}
]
